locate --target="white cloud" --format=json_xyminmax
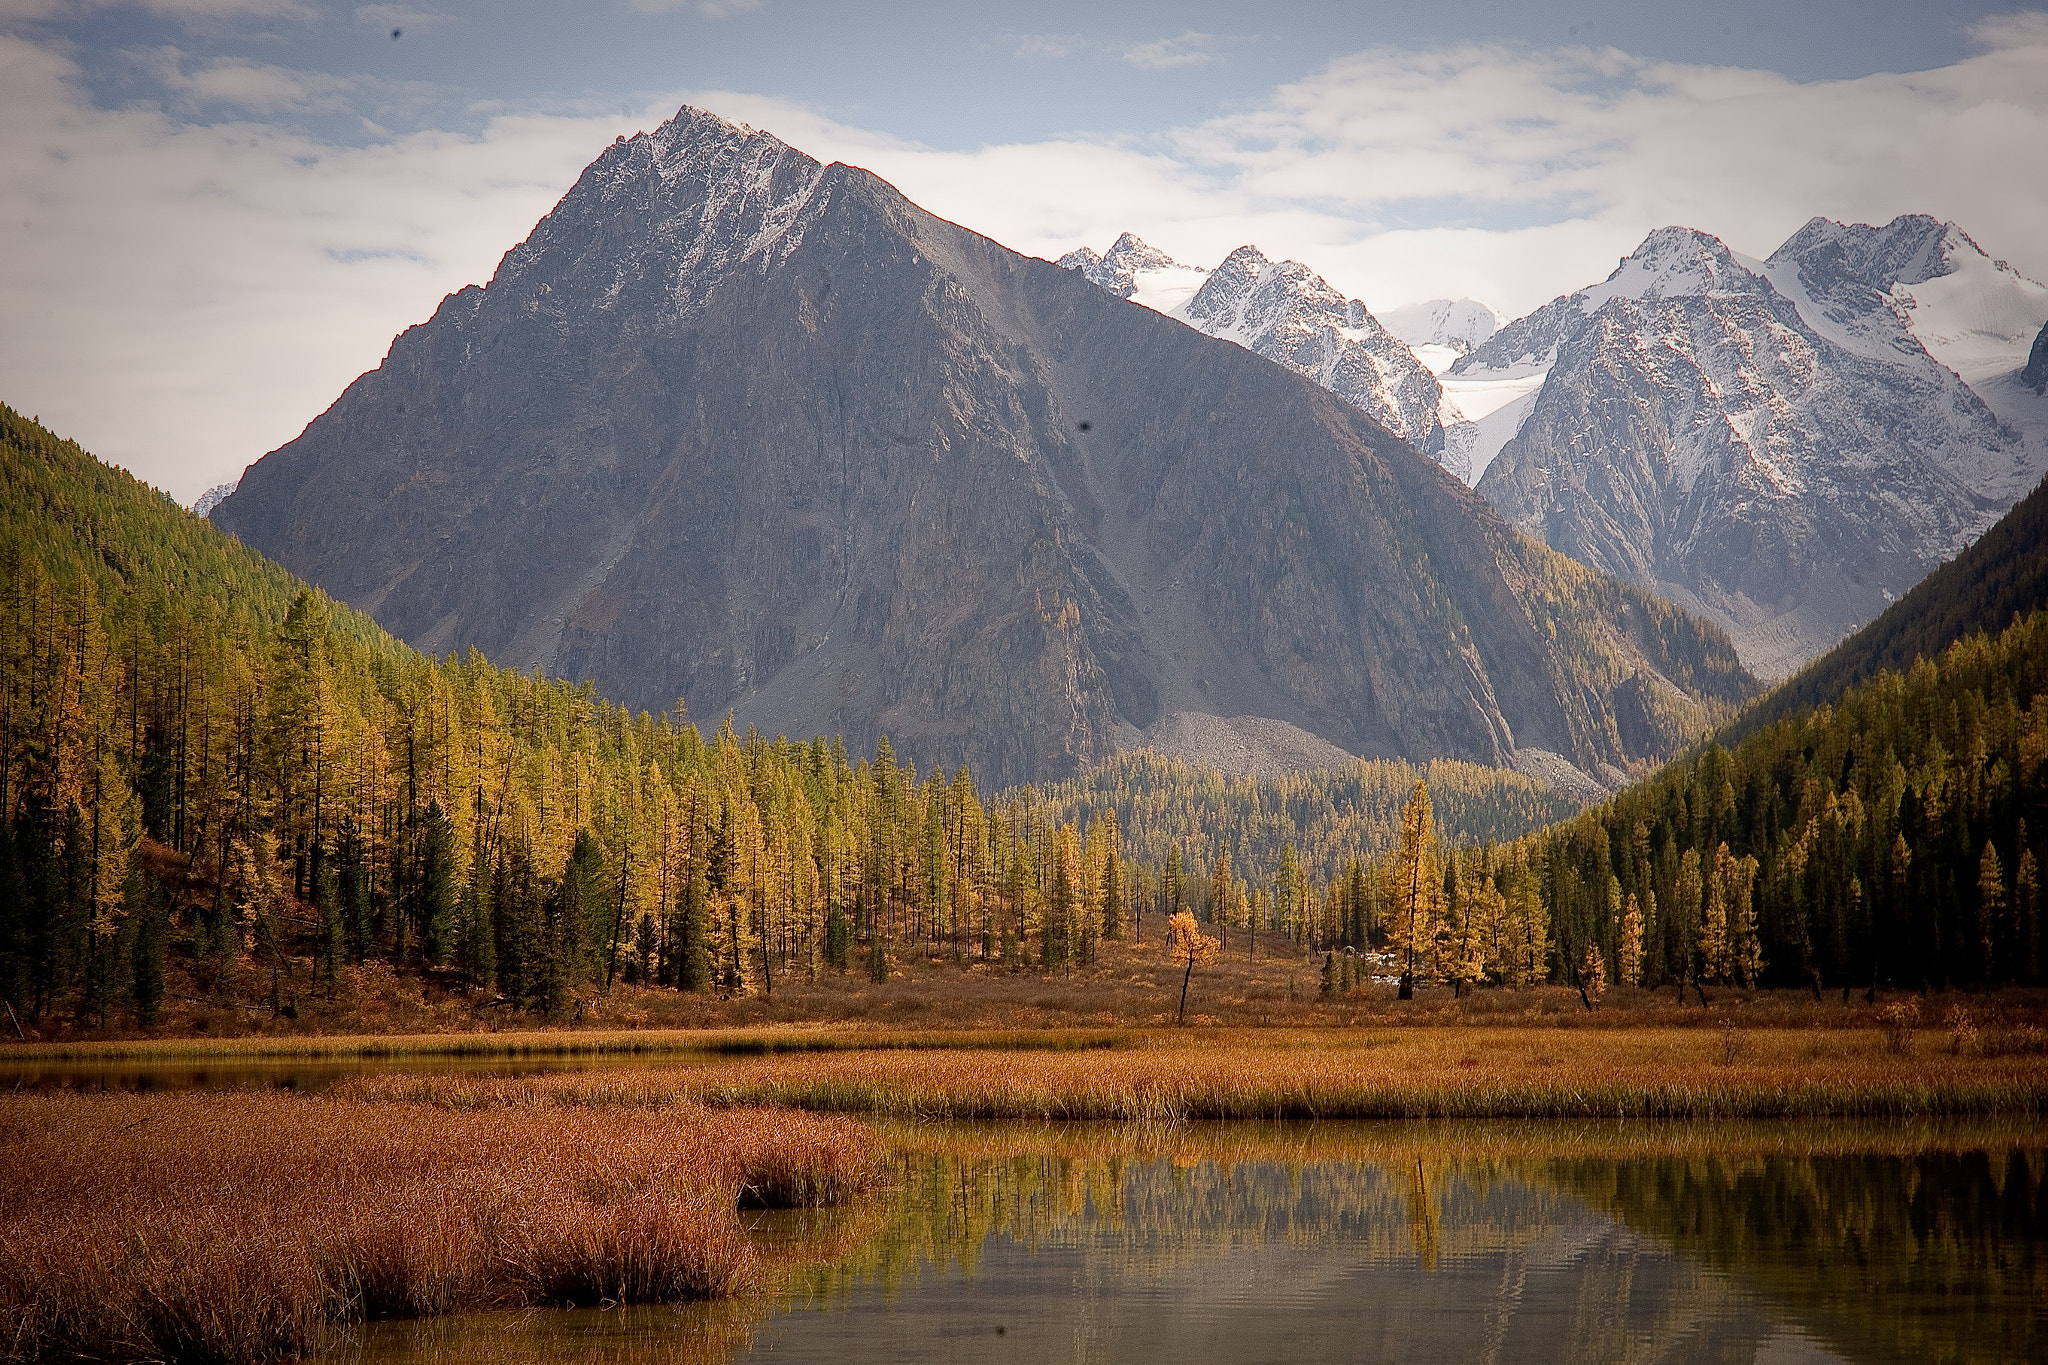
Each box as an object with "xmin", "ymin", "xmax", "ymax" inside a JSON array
[
  {"xmin": 1120, "ymin": 31, "xmax": 1224, "ymax": 71},
  {"xmin": 0, "ymin": 0, "xmax": 312, "ymax": 22},
  {"xmin": 1007, "ymin": 32, "xmax": 1087, "ymax": 61},
  {"xmin": 4, "ymin": 20, "xmax": 2047, "ymax": 500},
  {"xmin": 623, "ymin": 0, "xmax": 764, "ymax": 16},
  {"xmin": 353, "ymin": 5, "xmax": 457, "ymax": 35},
  {"xmin": 132, "ymin": 45, "xmax": 361, "ymax": 114},
  {"xmin": 0, "ymin": 34, "xmax": 668, "ymax": 499}
]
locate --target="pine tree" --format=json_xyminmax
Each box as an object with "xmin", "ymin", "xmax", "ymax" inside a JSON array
[
  {"xmin": 1210, "ymin": 845, "xmax": 1233, "ymax": 951},
  {"xmin": 2017, "ymin": 823, "xmax": 2039, "ymax": 984},
  {"xmin": 1977, "ymin": 841, "xmax": 2006, "ymax": 981}
]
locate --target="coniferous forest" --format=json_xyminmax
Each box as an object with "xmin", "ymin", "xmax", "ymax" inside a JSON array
[
  {"xmin": 0, "ymin": 405, "xmax": 1573, "ymax": 1030},
  {"xmin": 5, "ymin": 398, "xmax": 2047, "ymax": 1033}
]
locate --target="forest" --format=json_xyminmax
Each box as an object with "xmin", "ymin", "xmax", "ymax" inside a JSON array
[
  {"xmin": 4, "ymin": 398, "xmax": 2044, "ymax": 1033},
  {"xmin": 1356, "ymin": 607, "xmax": 2048, "ymax": 999},
  {"xmin": 0, "ymin": 405, "xmax": 1556, "ymax": 1029}
]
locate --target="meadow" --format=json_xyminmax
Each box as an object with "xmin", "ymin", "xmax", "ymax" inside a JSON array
[
  {"xmin": 320, "ymin": 1023, "xmax": 2048, "ymax": 1120},
  {"xmin": 0, "ymin": 1092, "xmax": 876, "ymax": 1364}
]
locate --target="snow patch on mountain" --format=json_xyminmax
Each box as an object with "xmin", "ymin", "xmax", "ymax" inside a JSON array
[
  {"xmin": 1579, "ymin": 227, "xmax": 1771, "ymax": 309},
  {"xmin": 1383, "ymin": 298, "xmax": 1502, "ymax": 374},
  {"xmin": 1056, "ymin": 233, "xmax": 1208, "ymax": 314},
  {"xmin": 1762, "ymin": 214, "xmax": 2048, "ymax": 505},
  {"xmin": 192, "ymin": 479, "xmax": 238, "ymax": 518}
]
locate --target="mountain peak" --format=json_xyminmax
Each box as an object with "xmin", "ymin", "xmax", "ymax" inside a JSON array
[
  {"xmin": 1382, "ymin": 299, "xmax": 1501, "ymax": 355},
  {"xmin": 1056, "ymin": 232, "xmax": 1196, "ymax": 300},
  {"xmin": 216, "ymin": 128, "xmax": 1747, "ymax": 785},
  {"xmin": 1767, "ymin": 213, "xmax": 1984, "ymax": 292},
  {"xmin": 1579, "ymin": 227, "xmax": 1764, "ymax": 310}
]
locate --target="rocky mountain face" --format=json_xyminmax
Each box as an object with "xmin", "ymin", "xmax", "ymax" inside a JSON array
[
  {"xmin": 1464, "ymin": 219, "xmax": 2046, "ymax": 680},
  {"xmin": 2027, "ymin": 321, "xmax": 2048, "ymax": 394},
  {"xmin": 1058, "ymin": 237, "xmax": 1460, "ymax": 475},
  {"xmin": 215, "ymin": 107, "xmax": 1753, "ymax": 787}
]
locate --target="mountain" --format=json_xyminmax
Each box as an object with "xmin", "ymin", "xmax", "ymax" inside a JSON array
[
  {"xmin": 1381, "ymin": 298, "xmax": 1502, "ymax": 372},
  {"xmin": 2022, "ymin": 319, "xmax": 2048, "ymax": 395},
  {"xmin": 1058, "ymin": 236, "xmax": 1455, "ymax": 470},
  {"xmin": 190, "ymin": 479, "xmax": 237, "ymax": 517},
  {"xmin": 1463, "ymin": 218, "xmax": 2047, "ymax": 681},
  {"xmin": 214, "ymin": 107, "xmax": 1754, "ymax": 789},
  {"xmin": 1055, "ymin": 232, "xmax": 1207, "ymax": 313},
  {"xmin": 1489, "ymin": 506, "xmax": 2048, "ymax": 997},
  {"xmin": 1177, "ymin": 246, "xmax": 1453, "ymax": 467},
  {"xmin": 1730, "ymin": 466, "xmax": 2048, "ymax": 742}
]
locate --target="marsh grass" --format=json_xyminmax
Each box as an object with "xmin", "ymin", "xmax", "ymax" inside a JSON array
[
  {"xmin": 327, "ymin": 1026, "xmax": 2048, "ymax": 1121},
  {"xmin": 0, "ymin": 1092, "xmax": 877, "ymax": 1364}
]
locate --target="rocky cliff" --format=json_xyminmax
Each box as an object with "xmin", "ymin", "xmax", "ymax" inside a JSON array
[{"xmin": 215, "ymin": 107, "xmax": 1753, "ymax": 786}]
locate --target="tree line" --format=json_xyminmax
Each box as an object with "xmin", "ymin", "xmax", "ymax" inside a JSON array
[{"xmin": 1350, "ymin": 608, "xmax": 2048, "ymax": 1000}]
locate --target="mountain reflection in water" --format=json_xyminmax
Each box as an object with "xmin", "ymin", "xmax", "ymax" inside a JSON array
[{"xmin": 330, "ymin": 1122, "xmax": 2044, "ymax": 1365}]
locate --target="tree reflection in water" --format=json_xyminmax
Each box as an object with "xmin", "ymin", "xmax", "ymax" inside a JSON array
[{"xmin": 329, "ymin": 1120, "xmax": 2043, "ymax": 1365}]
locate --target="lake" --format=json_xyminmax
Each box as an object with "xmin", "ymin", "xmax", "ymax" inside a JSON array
[{"xmin": 296, "ymin": 1109, "xmax": 2045, "ymax": 1365}]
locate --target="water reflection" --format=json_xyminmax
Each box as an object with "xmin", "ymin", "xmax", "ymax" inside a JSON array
[{"xmin": 325, "ymin": 1122, "xmax": 2043, "ymax": 1365}]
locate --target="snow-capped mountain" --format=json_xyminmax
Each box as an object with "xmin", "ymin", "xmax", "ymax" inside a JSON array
[
  {"xmin": 1382, "ymin": 298, "xmax": 1502, "ymax": 374},
  {"xmin": 1761, "ymin": 216, "xmax": 2048, "ymax": 499},
  {"xmin": 1060, "ymin": 236, "xmax": 1461, "ymax": 474},
  {"xmin": 1465, "ymin": 218, "xmax": 2048, "ymax": 680},
  {"xmin": 1179, "ymin": 246, "xmax": 1451, "ymax": 463},
  {"xmin": 213, "ymin": 106, "xmax": 1751, "ymax": 787},
  {"xmin": 191, "ymin": 479, "xmax": 237, "ymax": 517},
  {"xmin": 1055, "ymin": 232, "xmax": 1209, "ymax": 314}
]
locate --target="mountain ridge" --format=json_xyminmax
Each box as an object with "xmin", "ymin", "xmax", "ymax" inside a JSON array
[{"xmin": 215, "ymin": 105, "xmax": 1754, "ymax": 788}]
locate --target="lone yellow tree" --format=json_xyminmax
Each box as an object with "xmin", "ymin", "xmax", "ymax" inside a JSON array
[
  {"xmin": 1166, "ymin": 909, "xmax": 1219, "ymax": 1025},
  {"xmin": 1393, "ymin": 781, "xmax": 1438, "ymax": 1000}
]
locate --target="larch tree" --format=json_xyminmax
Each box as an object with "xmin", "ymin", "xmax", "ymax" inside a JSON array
[
  {"xmin": 1392, "ymin": 781, "xmax": 1438, "ymax": 1000},
  {"xmin": 1165, "ymin": 909, "xmax": 1219, "ymax": 1025}
]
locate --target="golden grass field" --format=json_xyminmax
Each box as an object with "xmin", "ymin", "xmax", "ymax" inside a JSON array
[
  {"xmin": 0, "ymin": 1092, "xmax": 876, "ymax": 1364},
  {"xmin": 305, "ymin": 1023, "xmax": 2048, "ymax": 1119}
]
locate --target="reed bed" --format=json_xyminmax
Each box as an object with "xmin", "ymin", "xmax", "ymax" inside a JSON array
[
  {"xmin": 0, "ymin": 1091, "xmax": 878, "ymax": 1364},
  {"xmin": 331, "ymin": 1026, "xmax": 2048, "ymax": 1120},
  {"xmin": 865, "ymin": 1113, "xmax": 2048, "ymax": 1169}
]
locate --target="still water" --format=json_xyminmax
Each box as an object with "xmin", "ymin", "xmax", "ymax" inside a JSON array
[{"xmin": 318, "ymin": 1118, "xmax": 2046, "ymax": 1365}]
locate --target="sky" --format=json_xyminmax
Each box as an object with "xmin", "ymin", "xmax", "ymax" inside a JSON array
[{"xmin": 3, "ymin": 0, "xmax": 2046, "ymax": 502}]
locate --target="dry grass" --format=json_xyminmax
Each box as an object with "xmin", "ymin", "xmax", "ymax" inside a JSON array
[
  {"xmin": 18, "ymin": 915, "xmax": 2048, "ymax": 1043},
  {"xmin": 325, "ymin": 1026, "xmax": 2048, "ymax": 1120},
  {"xmin": 0, "ymin": 1091, "xmax": 878, "ymax": 1364}
]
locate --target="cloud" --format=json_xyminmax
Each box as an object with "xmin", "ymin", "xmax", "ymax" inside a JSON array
[
  {"xmin": 131, "ymin": 45, "xmax": 361, "ymax": 114},
  {"xmin": 1967, "ymin": 8, "xmax": 2048, "ymax": 49},
  {"xmin": 4, "ymin": 22, "xmax": 2047, "ymax": 500},
  {"xmin": 623, "ymin": 0, "xmax": 764, "ymax": 16},
  {"xmin": 1003, "ymin": 29, "xmax": 1239, "ymax": 69},
  {"xmin": 1007, "ymin": 32, "xmax": 1087, "ymax": 61},
  {"xmin": 1120, "ymin": 31, "xmax": 1224, "ymax": 71},
  {"xmin": 353, "ymin": 4, "xmax": 457, "ymax": 34},
  {"xmin": 0, "ymin": 0, "xmax": 312, "ymax": 23},
  {"xmin": 1144, "ymin": 29, "xmax": 2048, "ymax": 313},
  {"xmin": 0, "ymin": 33, "xmax": 669, "ymax": 499}
]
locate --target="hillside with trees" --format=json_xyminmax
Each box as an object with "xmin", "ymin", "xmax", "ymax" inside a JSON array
[
  {"xmin": 0, "ymin": 407, "xmax": 1577, "ymax": 1033},
  {"xmin": 1353, "ymin": 577, "xmax": 2048, "ymax": 1000}
]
